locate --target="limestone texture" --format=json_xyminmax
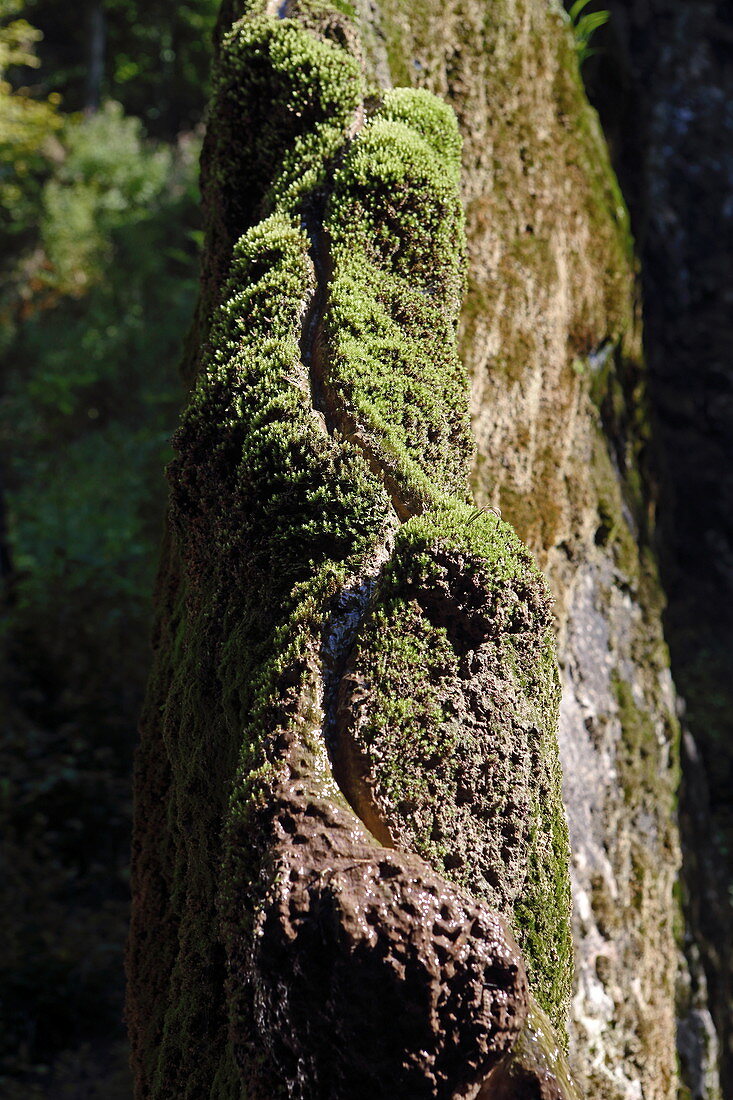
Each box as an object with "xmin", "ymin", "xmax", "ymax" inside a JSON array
[
  {"xmin": 127, "ymin": 1, "xmax": 579, "ymax": 1097},
  {"xmin": 127, "ymin": 0, "xmax": 694, "ymax": 1097}
]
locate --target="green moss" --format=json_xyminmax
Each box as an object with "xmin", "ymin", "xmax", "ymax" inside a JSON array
[
  {"xmin": 213, "ymin": 14, "xmax": 364, "ymax": 218},
  {"xmin": 397, "ymin": 499, "xmax": 537, "ymax": 572},
  {"xmin": 338, "ymin": 503, "xmax": 573, "ymax": 1030},
  {"xmin": 172, "ymin": 212, "xmax": 390, "ymax": 609},
  {"xmin": 329, "ymin": 112, "xmax": 464, "ymax": 294},
  {"xmin": 325, "ymin": 93, "xmax": 472, "ymax": 507},
  {"xmin": 378, "ymin": 88, "xmax": 463, "ymax": 177}
]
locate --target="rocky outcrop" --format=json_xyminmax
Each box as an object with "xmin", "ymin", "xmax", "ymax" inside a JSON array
[
  {"xmin": 353, "ymin": 0, "xmax": 684, "ymax": 1095},
  {"xmin": 128, "ymin": 0, "xmax": 693, "ymax": 1096},
  {"xmin": 127, "ymin": 2, "xmax": 577, "ymax": 1096}
]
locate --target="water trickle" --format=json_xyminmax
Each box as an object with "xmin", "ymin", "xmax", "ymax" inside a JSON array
[
  {"xmin": 479, "ymin": 996, "xmax": 581, "ymax": 1099},
  {"xmin": 320, "ymin": 542, "xmax": 393, "ymax": 751}
]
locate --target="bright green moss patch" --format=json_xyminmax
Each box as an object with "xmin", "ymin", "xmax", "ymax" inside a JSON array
[
  {"xmin": 512, "ymin": 798, "xmax": 574, "ymax": 1041},
  {"xmin": 378, "ymin": 88, "xmax": 463, "ymax": 181},
  {"xmin": 212, "ymin": 14, "xmax": 364, "ymax": 218},
  {"xmin": 324, "ymin": 267, "xmax": 472, "ymax": 506},
  {"xmin": 328, "ymin": 114, "xmax": 465, "ymax": 295},
  {"xmin": 399, "ymin": 502, "xmax": 550, "ymax": 590},
  {"xmin": 171, "ymin": 212, "xmax": 390, "ymax": 610},
  {"xmin": 325, "ymin": 93, "xmax": 472, "ymax": 506}
]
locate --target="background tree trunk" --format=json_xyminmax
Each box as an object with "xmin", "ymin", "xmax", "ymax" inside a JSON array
[{"xmin": 85, "ymin": 3, "xmax": 106, "ymax": 113}]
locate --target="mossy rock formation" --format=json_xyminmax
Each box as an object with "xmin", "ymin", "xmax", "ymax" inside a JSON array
[
  {"xmin": 127, "ymin": 0, "xmax": 578, "ymax": 1097},
  {"xmin": 129, "ymin": 0, "xmax": 688, "ymax": 1097}
]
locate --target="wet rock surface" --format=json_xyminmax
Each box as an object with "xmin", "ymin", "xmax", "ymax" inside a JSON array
[{"xmin": 480, "ymin": 1000, "xmax": 580, "ymax": 1100}]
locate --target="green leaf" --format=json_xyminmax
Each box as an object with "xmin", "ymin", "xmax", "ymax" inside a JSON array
[
  {"xmin": 577, "ymin": 11, "xmax": 610, "ymax": 37},
  {"xmin": 568, "ymin": 0, "xmax": 594, "ymax": 21}
]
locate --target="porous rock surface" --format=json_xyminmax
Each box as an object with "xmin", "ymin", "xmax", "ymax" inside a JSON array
[
  {"xmin": 585, "ymin": 1, "xmax": 732, "ymax": 1091},
  {"xmin": 127, "ymin": 0, "xmax": 698, "ymax": 1095},
  {"xmin": 236, "ymin": 742, "xmax": 528, "ymax": 1099}
]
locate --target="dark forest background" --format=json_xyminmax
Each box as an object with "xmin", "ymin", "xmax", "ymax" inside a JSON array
[
  {"xmin": 0, "ymin": 1, "xmax": 217, "ymax": 1093},
  {"xmin": 1, "ymin": 0, "xmax": 732, "ymax": 1096}
]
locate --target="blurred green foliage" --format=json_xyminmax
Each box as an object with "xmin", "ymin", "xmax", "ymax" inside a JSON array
[
  {"xmin": 40, "ymin": 102, "xmax": 174, "ymax": 294},
  {"xmin": 566, "ymin": 0, "xmax": 610, "ymax": 65},
  {"xmin": 0, "ymin": 0, "xmax": 62, "ymax": 250},
  {"xmin": 0, "ymin": 0, "xmax": 215, "ymax": 1093},
  {"xmin": 21, "ymin": 0, "xmax": 220, "ymax": 135}
]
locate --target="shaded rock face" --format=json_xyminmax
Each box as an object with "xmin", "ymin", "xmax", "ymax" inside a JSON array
[{"xmin": 582, "ymin": 1, "xmax": 733, "ymax": 1091}]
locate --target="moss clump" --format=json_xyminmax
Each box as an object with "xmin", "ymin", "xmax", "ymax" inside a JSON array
[
  {"xmin": 172, "ymin": 212, "xmax": 390, "ymax": 608},
  {"xmin": 324, "ymin": 90, "xmax": 472, "ymax": 507},
  {"xmin": 212, "ymin": 13, "xmax": 364, "ymax": 220},
  {"xmin": 377, "ymin": 88, "xmax": 463, "ymax": 178},
  {"xmin": 192, "ymin": 2, "xmax": 366, "ymax": 360},
  {"xmin": 336, "ymin": 503, "xmax": 573, "ymax": 1029}
]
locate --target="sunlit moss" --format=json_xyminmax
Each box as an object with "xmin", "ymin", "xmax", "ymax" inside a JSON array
[
  {"xmin": 337, "ymin": 503, "xmax": 572, "ymax": 1026},
  {"xmin": 325, "ymin": 92, "xmax": 471, "ymax": 506},
  {"xmin": 210, "ymin": 13, "xmax": 363, "ymax": 220}
]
